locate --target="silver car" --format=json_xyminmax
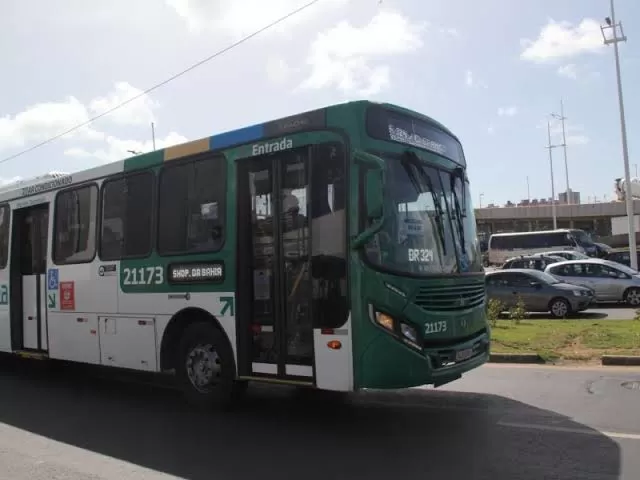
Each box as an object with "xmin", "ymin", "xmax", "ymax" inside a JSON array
[
  {"xmin": 534, "ymin": 250, "xmax": 590, "ymax": 261},
  {"xmin": 544, "ymin": 258, "xmax": 640, "ymax": 306},
  {"xmin": 485, "ymin": 269, "xmax": 594, "ymax": 318}
]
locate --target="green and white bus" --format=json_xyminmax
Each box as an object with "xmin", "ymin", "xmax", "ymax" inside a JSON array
[{"xmin": 0, "ymin": 100, "xmax": 489, "ymax": 407}]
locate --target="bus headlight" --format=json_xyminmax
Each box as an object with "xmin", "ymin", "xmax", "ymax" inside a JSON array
[
  {"xmin": 400, "ymin": 323, "xmax": 418, "ymax": 344},
  {"xmin": 371, "ymin": 307, "xmax": 422, "ymax": 350},
  {"xmin": 375, "ymin": 311, "xmax": 395, "ymax": 331}
]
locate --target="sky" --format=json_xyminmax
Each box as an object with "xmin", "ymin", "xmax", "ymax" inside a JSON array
[{"xmin": 1, "ymin": 0, "xmax": 639, "ymax": 207}]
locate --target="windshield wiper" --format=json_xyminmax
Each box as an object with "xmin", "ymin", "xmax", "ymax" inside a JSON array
[
  {"xmin": 449, "ymin": 167, "xmax": 467, "ymax": 255},
  {"xmin": 400, "ymin": 151, "xmax": 447, "ymax": 255}
]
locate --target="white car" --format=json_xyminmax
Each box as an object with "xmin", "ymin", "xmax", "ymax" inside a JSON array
[
  {"xmin": 534, "ymin": 250, "xmax": 590, "ymax": 261},
  {"xmin": 544, "ymin": 258, "xmax": 640, "ymax": 306}
]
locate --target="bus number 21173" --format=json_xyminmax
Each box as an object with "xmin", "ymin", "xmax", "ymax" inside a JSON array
[{"xmin": 123, "ymin": 266, "xmax": 164, "ymax": 286}]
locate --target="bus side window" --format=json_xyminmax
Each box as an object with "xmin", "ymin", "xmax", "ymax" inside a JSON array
[
  {"xmin": 0, "ymin": 204, "xmax": 9, "ymax": 269},
  {"xmin": 310, "ymin": 143, "xmax": 348, "ymax": 329},
  {"xmin": 54, "ymin": 185, "xmax": 98, "ymax": 265},
  {"xmin": 157, "ymin": 155, "xmax": 226, "ymax": 255},
  {"xmin": 100, "ymin": 172, "xmax": 154, "ymax": 260}
]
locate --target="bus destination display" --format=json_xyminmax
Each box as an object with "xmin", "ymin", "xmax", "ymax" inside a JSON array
[
  {"xmin": 169, "ymin": 262, "xmax": 225, "ymax": 283},
  {"xmin": 366, "ymin": 106, "xmax": 466, "ymax": 166}
]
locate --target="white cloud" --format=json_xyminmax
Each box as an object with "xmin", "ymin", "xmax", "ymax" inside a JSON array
[
  {"xmin": 0, "ymin": 83, "xmax": 187, "ymax": 165},
  {"xmin": 64, "ymin": 132, "xmax": 188, "ymax": 163},
  {"xmin": 0, "ymin": 82, "xmax": 162, "ymax": 153},
  {"xmin": 557, "ymin": 63, "xmax": 578, "ymax": 79},
  {"xmin": 566, "ymin": 134, "xmax": 589, "ymax": 145},
  {"xmin": 520, "ymin": 18, "xmax": 604, "ymax": 63},
  {"xmin": 166, "ymin": 0, "xmax": 347, "ymax": 37},
  {"xmin": 465, "ymin": 70, "xmax": 473, "ymax": 87},
  {"xmin": 89, "ymin": 82, "xmax": 158, "ymax": 126},
  {"xmin": 487, "ymin": 124, "xmax": 495, "ymax": 135},
  {"xmin": 541, "ymin": 117, "xmax": 590, "ymax": 146},
  {"xmin": 266, "ymin": 57, "xmax": 295, "ymax": 85},
  {"xmin": 439, "ymin": 26, "xmax": 460, "ymax": 38},
  {"xmin": 299, "ymin": 10, "xmax": 424, "ymax": 95},
  {"xmin": 498, "ymin": 106, "xmax": 517, "ymax": 117},
  {"xmin": 0, "ymin": 97, "xmax": 104, "ymax": 151},
  {"xmin": 464, "ymin": 69, "xmax": 488, "ymax": 89}
]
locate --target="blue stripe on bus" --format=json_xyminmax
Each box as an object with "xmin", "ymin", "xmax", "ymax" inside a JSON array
[{"xmin": 210, "ymin": 124, "xmax": 264, "ymax": 150}]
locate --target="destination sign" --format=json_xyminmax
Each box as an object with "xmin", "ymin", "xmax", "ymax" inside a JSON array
[
  {"xmin": 21, "ymin": 175, "xmax": 73, "ymax": 197},
  {"xmin": 168, "ymin": 261, "xmax": 225, "ymax": 284},
  {"xmin": 366, "ymin": 106, "xmax": 466, "ymax": 166}
]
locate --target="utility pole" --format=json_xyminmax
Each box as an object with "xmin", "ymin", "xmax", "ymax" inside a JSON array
[
  {"xmin": 546, "ymin": 120, "xmax": 558, "ymax": 229},
  {"xmin": 551, "ymin": 99, "xmax": 570, "ymax": 203},
  {"xmin": 526, "ymin": 176, "xmax": 530, "ymax": 203},
  {"xmin": 601, "ymin": 0, "xmax": 636, "ymax": 270},
  {"xmin": 151, "ymin": 122, "xmax": 157, "ymax": 151}
]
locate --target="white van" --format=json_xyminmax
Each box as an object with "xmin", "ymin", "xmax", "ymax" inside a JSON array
[{"xmin": 487, "ymin": 229, "xmax": 597, "ymax": 266}]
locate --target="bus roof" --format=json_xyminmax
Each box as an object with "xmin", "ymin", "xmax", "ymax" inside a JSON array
[{"xmin": 0, "ymin": 99, "xmax": 458, "ymax": 204}]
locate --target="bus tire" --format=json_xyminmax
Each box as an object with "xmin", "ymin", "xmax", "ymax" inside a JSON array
[{"xmin": 175, "ymin": 321, "xmax": 244, "ymax": 410}]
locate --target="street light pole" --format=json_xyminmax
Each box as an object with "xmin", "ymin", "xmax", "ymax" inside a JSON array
[
  {"xmin": 601, "ymin": 0, "xmax": 636, "ymax": 270},
  {"xmin": 546, "ymin": 120, "xmax": 558, "ymax": 229},
  {"xmin": 551, "ymin": 100, "xmax": 571, "ymax": 203},
  {"xmin": 151, "ymin": 122, "xmax": 157, "ymax": 151}
]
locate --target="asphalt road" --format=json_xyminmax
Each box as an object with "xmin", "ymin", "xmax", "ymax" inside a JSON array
[{"xmin": 0, "ymin": 358, "xmax": 638, "ymax": 480}]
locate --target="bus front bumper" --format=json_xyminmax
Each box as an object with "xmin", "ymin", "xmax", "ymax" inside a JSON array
[
  {"xmin": 357, "ymin": 329, "xmax": 490, "ymax": 390},
  {"xmin": 428, "ymin": 331, "xmax": 491, "ymax": 388}
]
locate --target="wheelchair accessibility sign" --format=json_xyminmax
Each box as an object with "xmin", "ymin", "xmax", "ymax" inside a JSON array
[{"xmin": 47, "ymin": 269, "xmax": 59, "ymax": 291}]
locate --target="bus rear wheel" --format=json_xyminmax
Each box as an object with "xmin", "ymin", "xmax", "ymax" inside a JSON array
[{"xmin": 176, "ymin": 322, "xmax": 245, "ymax": 409}]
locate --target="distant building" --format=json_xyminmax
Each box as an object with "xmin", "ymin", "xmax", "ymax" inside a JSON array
[
  {"xmin": 514, "ymin": 197, "xmax": 555, "ymax": 207},
  {"xmin": 558, "ymin": 190, "xmax": 581, "ymax": 205}
]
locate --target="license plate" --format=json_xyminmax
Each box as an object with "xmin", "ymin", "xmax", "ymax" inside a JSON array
[{"xmin": 455, "ymin": 348, "xmax": 473, "ymax": 362}]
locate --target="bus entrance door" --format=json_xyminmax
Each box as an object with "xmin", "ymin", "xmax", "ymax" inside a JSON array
[
  {"xmin": 236, "ymin": 149, "xmax": 315, "ymax": 382},
  {"xmin": 10, "ymin": 204, "xmax": 49, "ymax": 352}
]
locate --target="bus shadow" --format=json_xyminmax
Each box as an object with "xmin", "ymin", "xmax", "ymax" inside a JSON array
[{"xmin": 0, "ymin": 357, "xmax": 622, "ymax": 480}]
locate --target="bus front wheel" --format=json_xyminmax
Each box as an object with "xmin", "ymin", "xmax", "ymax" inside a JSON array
[{"xmin": 176, "ymin": 322, "xmax": 246, "ymax": 409}]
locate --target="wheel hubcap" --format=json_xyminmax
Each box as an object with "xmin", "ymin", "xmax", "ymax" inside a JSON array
[
  {"xmin": 628, "ymin": 291, "xmax": 640, "ymax": 305},
  {"xmin": 552, "ymin": 301, "xmax": 567, "ymax": 317},
  {"xmin": 186, "ymin": 344, "xmax": 221, "ymax": 393}
]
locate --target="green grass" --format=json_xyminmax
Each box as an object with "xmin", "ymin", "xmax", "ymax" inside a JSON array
[{"xmin": 490, "ymin": 319, "xmax": 640, "ymax": 362}]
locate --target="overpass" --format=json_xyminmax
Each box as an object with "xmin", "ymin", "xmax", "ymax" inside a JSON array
[{"xmin": 474, "ymin": 200, "xmax": 640, "ymax": 240}]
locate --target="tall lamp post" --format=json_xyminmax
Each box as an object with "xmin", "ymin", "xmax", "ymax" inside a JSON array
[
  {"xmin": 546, "ymin": 120, "xmax": 558, "ymax": 229},
  {"xmin": 601, "ymin": 0, "xmax": 636, "ymax": 270},
  {"xmin": 551, "ymin": 99, "xmax": 570, "ymax": 203}
]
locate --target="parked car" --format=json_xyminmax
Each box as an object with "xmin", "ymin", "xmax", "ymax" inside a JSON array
[
  {"xmin": 544, "ymin": 258, "xmax": 640, "ymax": 306},
  {"xmin": 501, "ymin": 254, "xmax": 565, "ymax": 271},
  {"xmin": 534, "ymin": 250, "xmax": 590, "ymax": 261},
  {"xmin": 485, "ymin": 269, "xmax": 594, "ymax": 318},
  {"xmin": 603, "ymin": 247, "xmax": 640, "ymax": 270}
]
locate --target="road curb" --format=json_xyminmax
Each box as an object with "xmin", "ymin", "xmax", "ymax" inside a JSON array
[
  {"xmin": 601, "ymin": 355, "xmax": 640, "ymax": 366},
  {"xmin": 489, "ymin": 353, "xmax": 544, "ymax": 364}
]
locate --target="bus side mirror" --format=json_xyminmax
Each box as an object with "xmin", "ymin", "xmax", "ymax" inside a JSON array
[{"xmin": 352, "ymin": 150, "xmax": 386, "ymax": 250}]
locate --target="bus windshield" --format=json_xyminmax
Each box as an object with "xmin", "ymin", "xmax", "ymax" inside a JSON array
[
  {"xmin": 571, "ymin": 229, "xmax": 596, "ymax": 247},
  {"xmin": 365, "ymin": 152, "xmax": 482, "ymax": 275}
]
